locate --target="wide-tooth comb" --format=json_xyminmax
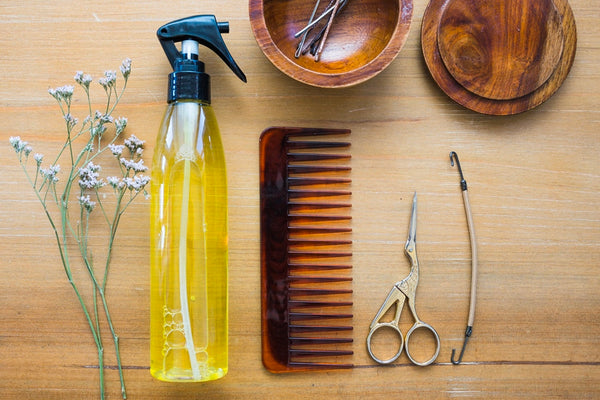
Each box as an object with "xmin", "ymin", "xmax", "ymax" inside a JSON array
[{"xmin": 259, "ymin": 127, "xmax": 353, "ymax": 373}]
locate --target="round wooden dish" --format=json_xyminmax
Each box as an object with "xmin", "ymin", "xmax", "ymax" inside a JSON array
[
  {"xmin": 249, "ymin": 0, "xmax": 413, "ymax": 88},
  {"xmin": 421, "ymin": 0, "xmax": 577, "ymax": 115}
]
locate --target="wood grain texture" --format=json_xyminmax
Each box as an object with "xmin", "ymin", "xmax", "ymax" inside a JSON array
[
  {"xmin": 437, "ymin": 0, "xmax": 564, "ymax": 100},
  {"xmin": 0, "ymin": 0, "xmax": 599, "ymax": 399}
]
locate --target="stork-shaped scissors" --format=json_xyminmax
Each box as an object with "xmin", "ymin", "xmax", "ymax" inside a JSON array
[{"xmin": 366, "ymin": 193, "xmax": 440, "ymax": 366}]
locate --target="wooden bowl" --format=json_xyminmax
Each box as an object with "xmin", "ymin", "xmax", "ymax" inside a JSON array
[
  {"xmin": 249, "ymin": 0, "xmax": 413, "ymax": 88},
  {"xmin": 422, "ymin": 0, "xmax": 577, "ymax": 115}
]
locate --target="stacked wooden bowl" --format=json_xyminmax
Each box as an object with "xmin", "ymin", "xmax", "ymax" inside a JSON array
[{"xmin": 421, "ymin": 0, "xmax": 577, "ymax": 115}]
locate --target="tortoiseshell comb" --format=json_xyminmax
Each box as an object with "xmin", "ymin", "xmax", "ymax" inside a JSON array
[{"xmin": 259, "ymin": 127, "xmax": 353, "ymax": 373}]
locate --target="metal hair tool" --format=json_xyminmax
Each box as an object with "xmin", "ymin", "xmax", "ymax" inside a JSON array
[{"xmin": 449, "ymin": 151, "xmax": 478, "ymax": 365}]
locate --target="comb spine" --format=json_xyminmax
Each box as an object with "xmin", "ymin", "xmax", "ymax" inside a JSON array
[{"xmin": 260, "ymin": 128, "xmax": 292, "ymax": 372}]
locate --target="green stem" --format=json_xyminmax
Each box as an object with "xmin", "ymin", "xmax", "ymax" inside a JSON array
[
  {"xmin": 21, "ymin": 161, "xmax": 106, "ymax": 398},
  {"xmin": 81, "ymin": 255, "xmax": 126, "ymax": 398}
]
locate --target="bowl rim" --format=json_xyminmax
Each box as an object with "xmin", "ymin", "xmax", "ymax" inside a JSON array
[{"xmin": 249, "ymin": 0, "xmax": 413, "ymax": 88}]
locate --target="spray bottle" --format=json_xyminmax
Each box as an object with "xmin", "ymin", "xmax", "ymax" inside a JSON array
[{"xmin": 150, "ymin": 15, "xmax": 246, "ymax": 382}]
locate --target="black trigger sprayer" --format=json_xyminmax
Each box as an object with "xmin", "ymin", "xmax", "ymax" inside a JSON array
[{"xmin": 150, "ymin": 15, "xmax": 246, "ymax": 383}]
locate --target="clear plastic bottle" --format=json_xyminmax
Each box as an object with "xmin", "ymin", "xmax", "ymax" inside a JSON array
[
  {"xmin": 150, "ymin": 15, "xmax": 245, "ymax": 382},
  {"xmin": 150, "ymin": 100, "xmax": 228, "ymax": 381}
]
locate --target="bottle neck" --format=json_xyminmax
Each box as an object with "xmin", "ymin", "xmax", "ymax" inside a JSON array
[{"xmin": 167, "ymin": 70, "xmax": 211, "ymax": 104}]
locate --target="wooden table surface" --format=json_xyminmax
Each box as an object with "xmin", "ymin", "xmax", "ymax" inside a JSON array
[{"xmin": 1, "ymin": 1, "xmax": 598, "ymax": 399}]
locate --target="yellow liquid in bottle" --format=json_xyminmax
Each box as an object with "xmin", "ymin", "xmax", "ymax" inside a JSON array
[{"xmin": 150, "ymin": 101, "xmax": 228, "ymax": 382}]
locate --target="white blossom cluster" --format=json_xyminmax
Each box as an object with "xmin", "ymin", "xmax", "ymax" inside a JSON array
[
  {"xmin": 120, "ymin": 157, "xmax": 148, "ymax": 173},
  {"xmin": 116, "ymin": 175, "xmax": 151, "ymax": 192},
  {"xmin": 99, "ymin": 70, "xmax": 117, "ymax": 89},
  {"xmin": 113, "ymin": 134, "xmax": 150, "ymax": 194},
  {"xmin": 115, "ymin": 117, "xmax": 128, "ymax": 135},
  {"xmin": 74, "ymin": 71, "xmax": 93, "ymax": 88},
  {"xmin": 120, "ymin": 58, "xmax": 132, "ymax": 79},
  {"xmin": 41, "ymin": 165, "xmax": 61, "ymax": 183},
  {"xmin": 124, "ymin": 134, "xmax": 144, "ymax": 155},
  {"xmin": 34, "ymin": 153, "xmax": 43, "ymax": 165},
  {"xmin": 64, "ymin": 113, "xmax": 79, "ymax": 130},
  {"xmin": 109, "ymin": 144, "xmax": 125, "ymax": 157},
  {"xmin": 48, "ymin": 85, "xmax": 74, "ymax": 103},
  {"xmin": 9, "ymin": 136, "xmax": 32, "ymax": 156},
  {"xmin": 11, "ymin": 136, "xmax": 61, "ymax": 183},
  {"xmin": 79, "ymin": 194, "xmax": 96, "ymax": 212},
  {"xmin": 78, "ymin": 162, "xmax": 105, "ymax": 190}
]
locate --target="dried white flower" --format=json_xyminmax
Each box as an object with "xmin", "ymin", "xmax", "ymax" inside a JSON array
[
  {"xmin": 91, "ymin": 124, "xmax": 107, "ymax": 139},
  {"xmin": 9, "ymin": 136, "xmax": 21, "ymax": 148},
  {"xmin": 94, "ymin": 111, "xmax": 114, "ymax": 124},
  {"xmin": 120, "ymin": 58, "xmax": 132, "ymax": 79},
  {"xmin": 121, "ymin": 175, "xmax": 150, "ymax": 192},
  {"xmin": 40, "ymin": 164, "xmax": 61, "ymax": 183},
  {"xmin": 124, "ymin": 134, "xmax": 144, "ymax": 154},
  {"xmin": 34, "ymin": 153, "xmax": 44, "ymax": 165},
  {"xmin": 64, "ymin": 113, "xmax": 79, "ymax": 130},
  {"xmin": 79, "ymin": 195, "xmax": 96, "ymax": 212},
  {"xmin": 120, "ymin": 157, "xmax": 148, "ymax": 173},
  {"xmin": 106, "ymin": 176, "xmax": 120, "ymax": 188},
  {"xmin": 99, "ymin": 70, "xmax": 117, "ymax": 89},
  {"xmin": 74, "ymin": 71, "xmax": 93, "ymax": 88},
  {"xmin": 78, "ymin": 162, "xmax": 104, "ymax": 190},
  {"xmin": 109, "ymin": 144, "xmax": 125, "ymax": 157},
  {"xmin": 10, "ymin": 136, "xmax": 33, "ymax": 157},
  {"xmin": 48, "ymin": 85, "xmax": 74, "ymax": 102},
  {"xmin": 115, "ymin": 117, "xmax": 127, "ymax": 135}
]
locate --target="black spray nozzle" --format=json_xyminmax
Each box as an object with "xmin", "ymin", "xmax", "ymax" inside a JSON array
[{"xmin": 157, "ymin": 15, "xmax": 246, "ymax": 83}]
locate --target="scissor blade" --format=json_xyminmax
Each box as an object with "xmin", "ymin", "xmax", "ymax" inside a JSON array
[{"xmin": 405, "ymin": 192, "xmax": 417, "ymax": 250}]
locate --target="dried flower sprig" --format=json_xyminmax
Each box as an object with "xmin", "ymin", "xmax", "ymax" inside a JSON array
[{"xmin": 9, "ymin": 58, "xmax": 145, "ymax": 400}]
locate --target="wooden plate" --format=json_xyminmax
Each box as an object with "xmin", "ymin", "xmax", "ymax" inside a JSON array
[{"xmin": 422, "ymin": 0, "xmax": 577, "ymax": 115}]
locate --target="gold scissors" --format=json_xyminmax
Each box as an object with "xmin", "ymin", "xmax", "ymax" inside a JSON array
[{"xmin": 366, "ymin": 193, "xmax": 440, "ymax": 366}]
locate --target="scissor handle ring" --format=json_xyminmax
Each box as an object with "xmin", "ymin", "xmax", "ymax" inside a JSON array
[
  {"xmin": 404, "ymin": 321, "xmax": 441, "ymax": 366},
  {"xmin": 366, "ymin": 322, "xmax": 404, "ymax": 364}
]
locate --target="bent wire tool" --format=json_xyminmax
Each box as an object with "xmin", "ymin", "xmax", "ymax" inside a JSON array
[
  {"xmin": 449, "ymin": 151, "xmax": 478, "ymax": 365},
  {"xmin": 366, "ymin": 193, "xmax": 440, "ymax": 366}
]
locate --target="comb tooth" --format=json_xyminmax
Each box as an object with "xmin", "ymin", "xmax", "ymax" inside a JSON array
[
  {"xmin": 288, "ymin": 362, "xmax": 353, "ymax": 369},
  {"xmin": 289, "ymin": 288, "xmax": 353, "ymax": 296},
  {"xmin": 289, "ymin": 300, "xmax": 353, "ymax": 308},
  {"xmin": 288, "ymin": 177, "xmax": 351, "ymax": 186},
  {"xmin": 289, "ymin": 189, "xmax": 352, "ymax": 198},
  {"xmin": 289, "ymin": 325, "xmax": 353, "ymax": 333},
  {"xmin": 288, "ymin": 226, "xmax": 352, "ymax": 234},
  {"xmin": 288, "ymin": 239, "xmax": 352, "ymax": 246},
  {"xmin": 286, "ymin": 140, "xmax": 351, "ymax": 149},
  {"xmin": 288, "ymin": 263, "xmax": 352, "ymax": 270},
  {"xmin": 288, "ymin": 165, "xmax": 351, "ymax": 174},
  {"xmin": 290, "ymin": 337, "xmax": 353, "ymax": 345},
  {"xmin": 288, "ymin": 250, "xmax": 352, "ymax": 258},
  {"xmin": 287, "ymin": 153, "xmax": 351, "ymax": 162},
  {"xmin": 287, "ymin": 128, "xmax": 351, "ymax": 138},
  {"xmin": 288, "ymin": 213, "xmax": 352, "ymax": 222},
  {"xmin": 288, "ymin": 201, "xmax": 351, "ymax": 210},
  {"xmin": 288, "ymin": 276, "xmax": 352, "ymax": 283},
  {"xmin": 289, "ymin": 349, "xmax": 354, "ymax": 357},
  {"xmin": 289, "ymin": 312, "xmax": 353, "ymax": 320}
]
